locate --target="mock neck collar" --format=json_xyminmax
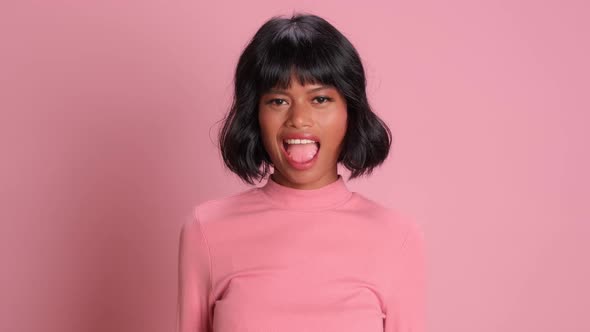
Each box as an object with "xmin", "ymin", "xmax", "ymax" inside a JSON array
[{"xmin": 259, "ymin": 174, "xmax": 353, "ymax": 211}]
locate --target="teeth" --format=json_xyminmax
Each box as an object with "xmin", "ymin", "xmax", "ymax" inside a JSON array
[{"xmin": 284, "ymin": 139, "xmax": 317, "ymax": 144}]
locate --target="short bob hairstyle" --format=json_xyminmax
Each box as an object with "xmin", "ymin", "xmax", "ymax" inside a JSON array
[{"xmin": 218, "ymin": 12, "xmax": 392, "ymax": 185}]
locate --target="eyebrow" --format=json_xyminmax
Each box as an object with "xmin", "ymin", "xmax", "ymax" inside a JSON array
[{"xmin": 267, "ymin": 85, "xmax": 334, "ymax": 94}]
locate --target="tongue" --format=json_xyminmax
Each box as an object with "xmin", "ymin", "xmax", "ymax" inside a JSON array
[{"xmin": 286, "ymin": 143, "xmax": 319, "ymax": 163}]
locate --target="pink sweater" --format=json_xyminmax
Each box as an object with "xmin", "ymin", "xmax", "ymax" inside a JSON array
[{"xmin": 176, "ymin": 174, "xmax": 425, "ymax": 332}]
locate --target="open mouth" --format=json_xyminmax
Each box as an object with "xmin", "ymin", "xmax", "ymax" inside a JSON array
[
  {"xmin": 282, "ymin": 140, "xmax": 321, "ymax": 151},
  {"xmin": 280, "ymin": 138, "xmax": 321, "ymax": 169}
]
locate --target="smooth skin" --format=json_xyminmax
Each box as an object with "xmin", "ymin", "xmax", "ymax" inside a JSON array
[{"xmin": 258, "ymin": 72, "xmax": 348, "ymax": 190}]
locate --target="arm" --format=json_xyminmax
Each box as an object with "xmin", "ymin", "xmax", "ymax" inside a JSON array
[
  {"xmin": 383, "ymin": 221, "xmax": 427, "ymax": 332},
  {"xmin": 176, "ymin": 213, "xmax": 212, "ymax": 332}
]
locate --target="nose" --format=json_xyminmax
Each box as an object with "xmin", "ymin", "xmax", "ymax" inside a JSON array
[{"xmin": 286, "ymin": 100, "xmax": 313, "ymax": 128}]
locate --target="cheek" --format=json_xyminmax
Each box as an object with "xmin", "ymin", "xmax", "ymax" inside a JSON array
[
  {"xmin": 337, "ymin": 108, "xmax": 348, "ymax": 135},
  {"xmin": 258, "ymin": 108, "xmax": 271, "ymax": 134},
  {"xmin": 258, "ymin": 109, "xmax": 280, "ymax": 152},
  {"xmin": 322, "ymin": 107, "xmax": 348, "ymax": 148}
]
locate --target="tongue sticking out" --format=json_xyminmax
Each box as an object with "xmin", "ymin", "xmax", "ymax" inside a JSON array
[{"xmin": 285, "ymin": 143, "xmax": 319, "ymax": 163}]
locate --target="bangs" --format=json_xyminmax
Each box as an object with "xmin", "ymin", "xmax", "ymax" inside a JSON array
[{"xmin": 256, "ymin": 29, "xmax": 343, "ymax": 93}]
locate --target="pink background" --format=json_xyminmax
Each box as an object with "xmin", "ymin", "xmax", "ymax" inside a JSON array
[{"xmin": 1, "ymin": 1, "xmax": 588, "ymax": 331}]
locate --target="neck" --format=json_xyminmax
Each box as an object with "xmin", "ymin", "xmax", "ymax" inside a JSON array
[
  {"xmin": 270, "ymin": 171, "xmax": 340, "ymax": 190},
  {"xmin": 259, "ymin": 173, "xmax": 353, "ymax": 211}
]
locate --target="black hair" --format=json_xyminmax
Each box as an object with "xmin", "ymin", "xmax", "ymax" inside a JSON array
[{"xmin": 217, "ymin": 12, "xmax": 392, "ymax": 185}]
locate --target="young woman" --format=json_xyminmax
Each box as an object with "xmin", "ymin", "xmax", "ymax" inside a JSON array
[{"xmin": 177, "ymin": 13, "xmax": 425, "ymax": 332}]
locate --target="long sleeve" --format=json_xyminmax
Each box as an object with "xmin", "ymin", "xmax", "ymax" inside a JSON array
[
  {"xmin": 177, "ymin": 177, "xmax": 425, "ymax": 331},
  {"xmin": 176, "ymin": 213, "xmax": 212, "ymax": 332},
  {"xmin": 383, "ymin": 222, "xmax": 427, "ymax": 332}
]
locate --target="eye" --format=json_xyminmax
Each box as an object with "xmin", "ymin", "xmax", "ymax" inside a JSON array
[
  {"xmin": 313, "ymin": 96, "xmax": 333, "ymax": 104},
  {"xmin": 267, "ymin": 98, "xmax": 287, "ymax": 106}
]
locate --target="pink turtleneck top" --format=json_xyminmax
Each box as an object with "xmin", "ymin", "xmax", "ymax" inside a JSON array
[{"xmin": 176, "ymin": 174, "xmax": 425, "ymax": 332}]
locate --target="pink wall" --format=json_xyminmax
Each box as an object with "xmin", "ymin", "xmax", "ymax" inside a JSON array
[{"xmin": 1, "ymin": 1, "xmax": 588, "ymax": 331}]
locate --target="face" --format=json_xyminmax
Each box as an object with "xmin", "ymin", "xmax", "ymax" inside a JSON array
[{"xmin": 258, "ymin": 74, "xmax": 348, "ymax": 189}]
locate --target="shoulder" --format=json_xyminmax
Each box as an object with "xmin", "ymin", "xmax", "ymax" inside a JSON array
[
  {"xmin": 351, "ymin": 191, "xmax": 423, "ymax": 244},
  {"xmin": 190, "ymin": 186, "xmax": 266, "ymax": 225}
]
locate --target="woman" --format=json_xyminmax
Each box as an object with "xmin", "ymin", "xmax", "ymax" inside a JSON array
[{"xmin": 177, "ymin": 12, "xmax": 425, "ymax": 332}]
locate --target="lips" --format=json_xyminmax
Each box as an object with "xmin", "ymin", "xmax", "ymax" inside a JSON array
[{"xmin": 281, "ymin": 132, "xmax": 320, "ymax": 143}]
